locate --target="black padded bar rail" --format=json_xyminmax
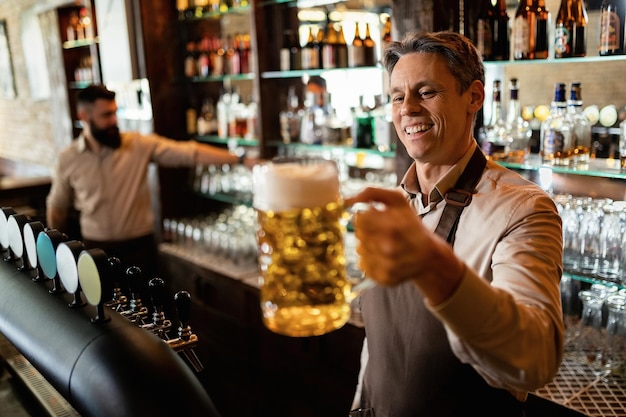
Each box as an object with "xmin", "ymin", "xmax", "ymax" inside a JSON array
[{"xmin": 0, "ymin": 260, "xmax": 222, "ymax": 417}]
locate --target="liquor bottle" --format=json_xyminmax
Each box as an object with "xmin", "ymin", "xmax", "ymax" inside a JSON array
[
  {"xmin": 505, "ymin": 78, "xmax": 532, "ymax": 162},
  {"xmin": 197, "ymin": 34, "xmax": 211, "ymax": 77},
  {"xmin": 599, "ymin": 0, "xmax": 626, "ymax": 55},
  {"xmin": 211, "ymin": 36, "xmax": 225, "ymax": 76},
  {"xmin": 237, "ymin": 33, "xmax": 251, "ymax": 74},
  {"xmin": 279, "ymin": 86, "xmax": 302, "ymax": 144},
  {"xmin": 184, "ymin": 41, "xmax": 198, "ymax": 77},
  {"xmin": 541, "ymin": 83, "xmax": 574, "ymax": 166},
  {"xmin": 316, "ymin": 26, "xmax": 325, "ymax": 69},
  {"xmin": 302, "ymin": 27, "xmax": 320, "ymax": 70},
  {"xmin": 479, "ymin": 79, "xmax": 510, "ymax": 160},
  {"xmin": 381, "ymin": 16, "xmax": 392, "ymax": 57},
  {"xmin": 513, "ymin": 0, "xmax": 550, "ymax": 60},
  {"xmin": 225, "ymin": 34, "xmax": 240, "ymax": 75},
  {"xmin": 322, "ymin": 24, "xmax": 337, "ymax": 69},
  {"xmin": 535, "ymin": 0, "xmax": 550, "ymax": 59},
  {"xmin": 288, "ymin": 30, "xmax": 302, "ymax": 71},
  {"xmin": 280, "ymin": 30, "xmax": 291, "ymax": 71},
  {"xmin": 335, "ymin": 25, "xmax": 349, "ymax": 68},
  {"xmin": 349, "ymin": 22, "xmax": 365, "ymax": 68},
  {"xmin": 567, "ymin": 82, "xmax": 592, "ymax": 168},
  {"xmin": 555, "ymin": 0, "xmax": 588, "ymax": 58},
  {"xmin": 362, "ymin": 22, "xmax": 377, "ymax": 67},
  {"xmin": 352, "ymin": 95, "xmax": 375, "ymax": 149},
  {"xmin": 476, "ymin": 0, "xmax": 510, "ymax": 61}
]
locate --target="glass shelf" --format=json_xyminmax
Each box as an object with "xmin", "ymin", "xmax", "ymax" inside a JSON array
[
  {"xmin": 68, "ymin": 81, "xmax": 93, "ymax": 89},
  {"xmin": 261, "ymin": 65, "xmax": 382, "ymax": 79},
  {"xmin": 273, "ymin": 141, "xmax": 395, "ymax": 159},
  {"xmin": 497, "ymin": 154, "xmax": 626, "ymax": 180},
  {"xmin": 62, "ymin": 37, "xmax": 98, "ymax": 49},
  {"xmin": 178, "ymin": 4, "xmax": 250, "ymax": 21},
  {"xmin": 194, "ymin": 190, "xmax": 252, "ymax": 207},
  {"xmin": 564, "ymin": 270, "xmax": 626, "ymax": 291},
  {"xmin": 483, "ymin": 54, "xmax": 626, "ymax": 68},
  {"xmin": 196, "ymin": 135, "xmax": 259, "ymax": 148},
  {"xmin": 185, "ymin": 73, "xmax": 255, "ymax": 83}
]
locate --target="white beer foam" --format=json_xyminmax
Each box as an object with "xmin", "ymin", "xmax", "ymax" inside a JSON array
[{"xmin": 253, "ymin": 162, "xmax": 341, "ymax": 212}]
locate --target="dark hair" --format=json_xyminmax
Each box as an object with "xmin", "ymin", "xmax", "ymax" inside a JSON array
[
  {"xmin": 383, "ymin": 31, "xmax": 485, "ymax": 94},
  {"xmin": 76, "ymin": 84, "xmax": 116, "ymax": 107}
]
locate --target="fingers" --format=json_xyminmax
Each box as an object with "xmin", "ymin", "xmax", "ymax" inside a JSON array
[{"xmin": 345, "ymin": 187, "xmax": 406, "ymax": 208}]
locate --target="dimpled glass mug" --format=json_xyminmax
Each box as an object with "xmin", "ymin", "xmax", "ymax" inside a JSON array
[{"xmin": 252, "ymin": 157, "xmax": 354, "ymax": 337}]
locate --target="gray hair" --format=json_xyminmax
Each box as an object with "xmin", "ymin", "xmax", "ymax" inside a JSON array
[{"xmin": 383, "ymin": 31, "xmax": 485, "ymax": 94}]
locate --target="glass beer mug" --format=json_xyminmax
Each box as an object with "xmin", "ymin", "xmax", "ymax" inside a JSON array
[{"xmin": 252, "ymin": 157, "xmax": 359, "ymax": 337}]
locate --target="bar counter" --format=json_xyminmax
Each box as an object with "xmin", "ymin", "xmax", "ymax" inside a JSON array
[{"xmin": 158, "ymin": 241, "xmax": 626, "ymax": 417}]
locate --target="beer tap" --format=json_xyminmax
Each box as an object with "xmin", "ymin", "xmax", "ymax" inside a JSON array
[
  {"xmin": 0, "ymin": 207, "xmax": 17, "ymax": 262},
  {"xmin": 77, "ymin": 248, "xmax": 112, "ymax": 323},
  {"xmin": 103, "ymin": 257, "xmax": 128, "ymax": 311},
  {"xmin": 166, "ymin": 291, "xmax": 203, "ymax": 372},
  {"xmin": 6, "ymin": 213, "xmax": 30, "ymax": 271},
  {"xmin": 120, "ymin": 266, "xmax": 149, "ymax": 324},
  {"xmin": 23, "ymin": 221, "xmax": 46, "ymax": 281},
  {"xmin": 141, "ymin": 277, "xmax": 172, "ymax": 338}
]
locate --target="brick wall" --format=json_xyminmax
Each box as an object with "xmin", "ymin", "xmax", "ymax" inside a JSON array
[{"xmin": 0, "ymin": 0, "xmax": 63, "ymax": 169}]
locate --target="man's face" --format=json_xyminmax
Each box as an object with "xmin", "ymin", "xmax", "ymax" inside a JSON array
[
  {"xmin": 388, "ymin": 52, "xmax": 482, "ymax": 166},
  {"xmin": 85, "ymin": 98, "xmax": 121, "ymax": 149}
]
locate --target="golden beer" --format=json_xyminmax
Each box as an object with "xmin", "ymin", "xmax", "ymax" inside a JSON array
[{"xmin": 253, "ymin": 158, "xmax": 350, "ymax": 337}]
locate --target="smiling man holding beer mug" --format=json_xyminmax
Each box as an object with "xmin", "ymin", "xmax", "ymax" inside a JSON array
[{"xmin": 345, "ymin": 31, "xmax": 565, "ymax": 416}]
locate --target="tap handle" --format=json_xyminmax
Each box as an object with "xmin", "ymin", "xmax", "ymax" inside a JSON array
[
  {"xmin": 125, "ymin": 266, "xmax": 143, "ymax": 300},
  {"xmin": 148, "ymin": 277, "xmax": 166, "ymax": 313},
  {"xmin": 174, "ymin": 291, "xmax": 191, "ymax": 327},
  {"xmin": 107, "ymin": 256, "xmax": 123, "ymax": 287}
]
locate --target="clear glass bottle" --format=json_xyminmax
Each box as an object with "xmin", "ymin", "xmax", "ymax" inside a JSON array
[
  {"xmin": 599, "ymin": 0, "xmax": 626, "ymax": 56},
  {"xmin": 479, "ymin": 79, "xmax": 510, "ymax": 160},
  {"xmin": 567, "ymin": 82, "xmax": 592, "ymax": 169},
  {"xmin": 540, "ymin": 82, "xmax": 574, "ymax": 166},
  {"xmin": 279, "ymin": 86, "xmax": 302, "ymax": 144},
  {"xmin": 505, "ymin": 78, "xmax": 532, "ymax": 162}
]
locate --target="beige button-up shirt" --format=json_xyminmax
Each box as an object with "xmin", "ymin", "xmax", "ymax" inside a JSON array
[
  {"xmin": 355, "ymin": 143, "xmax": 565, "ymax": 411},
  {"xmin": 47, "ymin": 132, "xmax": 198, "ymax": 241}
]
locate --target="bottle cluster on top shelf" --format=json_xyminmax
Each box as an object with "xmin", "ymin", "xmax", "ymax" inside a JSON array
[
  {"xmin": 279, "ymin": 20, "xmax": 380, "ymax": 72},
  {"xmin": 465, "ymin": 0, "xmax": 626, "ymax": 60},
  {"xmin": 184, "ymin": 32, "xmax": 252, "ymax": 78}
]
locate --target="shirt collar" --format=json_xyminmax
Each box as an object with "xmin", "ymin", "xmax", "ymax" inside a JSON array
[
  {"xmin": 76, "ymin": 133, "xmax": 88, "ymax": 153},
  {"xmin": 400, "ymin": 141, "xmax": 478, "ymax": 209}
]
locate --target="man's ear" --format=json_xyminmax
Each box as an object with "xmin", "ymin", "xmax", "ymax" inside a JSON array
[{"xmin": 468, "ymin": 80, "xmax": 485, "ymax": 113}]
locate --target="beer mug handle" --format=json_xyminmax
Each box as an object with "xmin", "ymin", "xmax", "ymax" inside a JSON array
[{"xmin": 344, "ymin": 202, "xmax": 380, "ymax": 298}]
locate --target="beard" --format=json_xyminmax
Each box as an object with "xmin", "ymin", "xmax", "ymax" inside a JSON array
[{"xmin": 90, "ymin": 122, "xmax": 122, "ymax": 149}]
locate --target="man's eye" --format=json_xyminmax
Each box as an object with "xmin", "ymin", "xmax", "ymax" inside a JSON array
[
  {"xmin": 420, "ymin": 91, "xmax": 436, "ymax": 98},
  {"xmin": 392, "ymin": 96, "xmax": 404, "ymax": 103}
]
